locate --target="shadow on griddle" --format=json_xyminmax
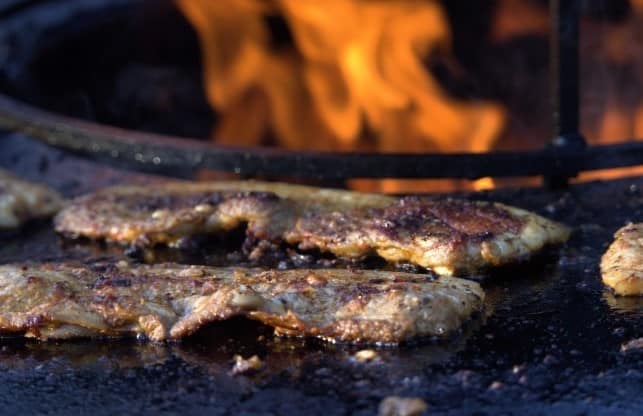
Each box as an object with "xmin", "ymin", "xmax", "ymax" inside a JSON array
[
  {"xmin": 475, "ymin": 248, "xmax": 564, "ymax": 322},
  {"xmin": 169, "ymin": 312, "xmax": 487, "ymax": 379},
  {"xmin": 54, "ymin": 232, "xmax": 566, "ymax": 284},
  {"xmin": 467, "ymin": 246, "xmax": 564, "ymax": 285},
  {"xmin": 603, "ymin": 290, "xmax": 643, "ymax": 316},
  {"xmin": 0, "ymin": 338, "xmax": 172, "ymax": 371},
  {"xmin": 0, "ymin": 315, "xmax": 485, "ymax": 377},
  {"xmin": 55, "ymin": 229, "xmax": 437, "ymax": 272},
  {"xmin": 0, "ymin": 220, "xmax": 83, "ymax": 263}
]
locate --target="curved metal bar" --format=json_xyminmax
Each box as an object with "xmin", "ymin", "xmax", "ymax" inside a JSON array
[
  {"xmin": 0, "ymin": 0, "xmax": 640, "ymax": 182},
  {"xmin": 0, "ymin": 93, "xmax": 642, "ymax": 180}
]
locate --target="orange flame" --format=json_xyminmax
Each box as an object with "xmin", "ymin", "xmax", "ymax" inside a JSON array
[
  {"xmin": 178, "ymin": 0, "xmax": 643, "ymax": 193},
  {"xmin": 576, "ymin": 4, "xmax": 643, "ymax": 183},
  {"xmin": 491, "ymin": 0, "xmax": 549, "ymax": 42},
  {"xmin": 176, "ymin": 0, "xmax": 505, "ymax": 191}
]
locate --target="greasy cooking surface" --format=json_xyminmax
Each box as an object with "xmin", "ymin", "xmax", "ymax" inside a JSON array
[
  {"xmin": 0, "ymin": 136, "xmax": 642, "ymax": 415},
  {"xmin": 55, "ymin": 182, "xmax": 568, "ymax": 276},
  {"xmin": 0, "ymin": 262, "xmax": 483, "ymax": 343}
]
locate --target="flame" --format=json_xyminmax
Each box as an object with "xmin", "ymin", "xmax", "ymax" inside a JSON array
[
  {"xmin": 177, "ymin": 0, "xmax": 643, "ymax": 193},
  {"xmin": 491, "ymin": 0, "xmax": 548, "ymax": 42},
  {"xmin": 176, "ymin": 0, "xmax": 505, "ymax": 191},
  {"xmin": 576, "ymin": 5, "xmax": 643, "ymax": 183},
  {"xmin": 472, "ymin": 177, "xmax": 496, "ymax": 191}
]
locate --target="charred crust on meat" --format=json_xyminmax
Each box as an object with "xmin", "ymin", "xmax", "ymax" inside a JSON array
[
  {"xmin": 0, "ymin": 262, "xmax": 484, "ymax": 344},
  {"xmin": 55, "ymin": 181, "xmax": 569, "ymax": 276}
]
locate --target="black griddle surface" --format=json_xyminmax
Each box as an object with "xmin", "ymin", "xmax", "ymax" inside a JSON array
[{"xmin": 0, "ymin": 135, "xmax": 642, "ymax": 416}]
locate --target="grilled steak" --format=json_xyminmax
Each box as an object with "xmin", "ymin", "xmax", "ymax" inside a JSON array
[
  {"xmin": 54, "ymin": 181, "xmax": 393, "ymax": 245},
  {"xmin": 0, "ymin": 262, "xmax": 484, "ymax": 344},
  {"xmin": 287, "ymin": 197, "xmax": 570, "ymax": 275},
  {"xmin": 55, "ymin": 181, "xmax": 570, "ymax": 275},
  {"xmin": 601, "ymin": 223, "xmax": 643, "ymax": 296},
  {"xmin": 0, "ymin": 169, "xmax": 64, "ymax": 228}
]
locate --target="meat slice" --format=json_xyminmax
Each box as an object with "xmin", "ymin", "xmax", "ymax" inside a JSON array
[
  {"xmin": 601, "ymin": 223, "xmax": 643, "ymax": 296},
  {"xmin": 54, "ymin": 180, "xmax": 393, "ymax": 245},
  {"xmin": 0, "ymin": 169, "xmax": 64, "ymax": 228},
  {"xmin": 0, "ymin": 262, "xmax": 484, "ymax": 344},
  {"xmin": 287, "ymin": 197, "xmax": 570, "ymax": 275},
  {"xmin": 55, "ymin": 181, "xmax": 569, "ymax": 276}
]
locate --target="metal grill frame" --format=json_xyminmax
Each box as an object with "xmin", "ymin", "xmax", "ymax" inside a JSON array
[{"xmin": 0, "ymin": 0, "xmax": 642, "ymax": 186}]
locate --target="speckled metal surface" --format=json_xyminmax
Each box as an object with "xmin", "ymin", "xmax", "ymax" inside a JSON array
[{"xmin": 0, "ymin": 134, "xmax": 641, "ymax": 415}]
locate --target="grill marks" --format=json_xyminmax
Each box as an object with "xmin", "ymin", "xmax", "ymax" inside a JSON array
[
  {"xmin": 54, "ymin": 181, "xmax": 570, "ymax": 276},
  {"xmin": 0, "ymin": 262, "xmax": 484, "ymax": 344}
]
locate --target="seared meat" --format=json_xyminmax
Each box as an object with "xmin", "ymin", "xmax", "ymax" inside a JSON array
[
  {"xmin": 378, "ymin": 396, "xmax": 428, "ymax": 416},
  {"xmin": 601, "ymin": 223, "xmax": 643, "ymax": 296},
  {"xmin": 0, "ymin": 169, "xmax": 64, "ymax": 228},
  {"xmin": 0, "ymin": 262, "xmax": 484, "ymax": 344},
  {"xmin": 54, "ymin": 181, "xmax": 393, "ymax": 245},
  {"xmin": 287, "ymin": 197, "xmax": 570, "ymax": 275},
  {"xmin": 55, "ymin": 181, "xmax": 569, "ymax": 275},
  {"xmin": 621, "ymin": 337, "xmax": 643, "ymax": 353}
]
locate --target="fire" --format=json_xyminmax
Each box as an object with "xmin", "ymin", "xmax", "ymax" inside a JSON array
[
  {"xmin": 576, "ymin": 3, "xmax": 643, "ymax": 183},
  {"xmin": 176, "ymin": 0, "xmax": 505, "ymax": 191},
  {"xmin": 178, "ymin": 0, "xmax": 643, "ymax": 193},
  {"xmin": 491, "ymin": 0, "xmax": 548, "ymax": 42}
]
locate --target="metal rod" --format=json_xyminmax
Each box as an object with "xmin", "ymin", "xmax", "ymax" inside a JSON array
[
  {"xmin": 1, "ymin": 94, "xmax": 643, "ymax": 180},
  {"xmin": 551, "ymin": 0, "xmax": 579, "ymax": 136},
  {"xmin": 547, "ymin": 0, "xmax": 587, "ymax": 188}
]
